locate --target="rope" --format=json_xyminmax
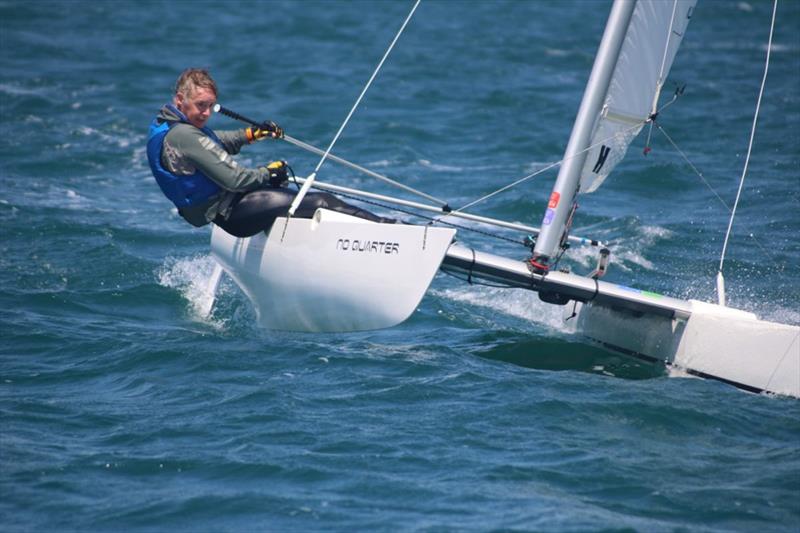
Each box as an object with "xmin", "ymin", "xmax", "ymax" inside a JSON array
[
  {"xmin": 718, "ymin": 0, "xmax": 777, "ymax": 275},
  {"xmin": 282, "ymin": 134, "xmax": 448, "ymax": 206},
  {"xmin": 317, "ymin": 184, "xmax": 529, "ymax": 247},
  {"xmin": 288, "ymin": 0, "xmax": 421, "ymax": 218}
]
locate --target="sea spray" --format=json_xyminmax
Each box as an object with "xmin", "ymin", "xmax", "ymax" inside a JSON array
[
  {"xmin": 434, "ymin": 285, "xmax": 579, "ymax": 334},
  {"xmin": 156, "ymin": 254, "xmax": 228, "ymax": 328}
]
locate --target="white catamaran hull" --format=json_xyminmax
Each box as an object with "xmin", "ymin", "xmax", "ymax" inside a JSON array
[
  {"xmin": 210, "ymin": 209, "xmax": 455, "ymax": 332},
  {"xmin": 578, "ymin": 300, "xmax": 800, "ymax": 397},
  {"xmin": 441, "ymin": 243, "xmax": 800, "ymax": 397}
]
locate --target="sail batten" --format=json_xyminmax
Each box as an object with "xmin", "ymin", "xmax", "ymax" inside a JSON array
[{"xmin": 579, "ymin": 0, "xmax": 696, "ymax": 193}]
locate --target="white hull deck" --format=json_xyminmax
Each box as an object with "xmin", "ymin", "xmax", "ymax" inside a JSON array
[{"xmin": 210, "ymin": 210, "xmax": 455, "ymax": 332}]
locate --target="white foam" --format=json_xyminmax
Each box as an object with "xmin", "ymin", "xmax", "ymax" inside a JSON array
[
  {"xmin": 557, "ymin": 221, "xmax": 668, "ymax": 275},
  {"xmin": 612, "ymin": 250, "xmax": 655, "ymax": 271},
  {"xmin": 734, "ymin": 301, "xmax": 800, "ymax": 327},
  {"xmin": 157, "ymin": 254, "xmax": 227, "ymax": 329},
  {"xmin": 666, "ymin": 365, "xmax": 700, "ymax": 380},
  {"xmin": 33, "ymin": 185, "xmax": 92, "ymax": 210},
  {"xmin": 562, "ymin": 243, "xmax": 601, "ymax": 271},
  {"xmin": 0, "ymin": 83, "xmax": 47, "ymax": 97},
  {"xmin": 419, "ymin": 159, "xmax": 464, "ymax": 172},
  {"xmin": 129, "ymin": 146, "xmax": 147, "ymax": 168},
  {"xmin": 433, "ymin": 285, "xmax": 578, "ymax": 334},
  {"xmin": 75, "ymin": 125, "xmax": 141, "ymax": 149},
  {"xmin": 523, "ymin": 160, "xmax": 559, "ymax": 175},
  {"xmin": 608, "ymin": 223, "xmax": 671, "ymax": 272},
  {"xmin": 764, "ymin": 307, "xmax": 800, "ymax": 326},
  {"xmin": 638, "ymin": 224, "xmax": 674, "ymax": 241},
  {"xmin": 544, "ymin": 48, "xmax": 571, "ymax": 57}
]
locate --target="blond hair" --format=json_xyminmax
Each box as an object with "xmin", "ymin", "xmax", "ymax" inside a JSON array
[{"xmin": 174, "ymin": 68, "xmax": 218, "ymax": 98}]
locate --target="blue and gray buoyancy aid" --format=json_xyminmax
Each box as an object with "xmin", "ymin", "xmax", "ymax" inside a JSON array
[{"xmin": 146, "ymin": 104, "xmax": 224, "ymax": 209}]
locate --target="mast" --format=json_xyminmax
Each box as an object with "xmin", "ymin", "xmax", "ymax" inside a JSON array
[{"xmin": 531, "ymin": 0, "xmax": 636, "ymax": 268}]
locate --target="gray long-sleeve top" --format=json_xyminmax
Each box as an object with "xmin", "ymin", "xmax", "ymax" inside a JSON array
[{"xmin": 155, "ymin": 104, "xmax": 271, "ymax": 226}]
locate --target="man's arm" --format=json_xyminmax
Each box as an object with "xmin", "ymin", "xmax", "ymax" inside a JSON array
[
  {"xmin": 214, "ymin": 129, "xmax": 249, "ymax": 155},
  {"xmin": 166, "ymin": 124, "xmax": 269, "ymax": 192}
]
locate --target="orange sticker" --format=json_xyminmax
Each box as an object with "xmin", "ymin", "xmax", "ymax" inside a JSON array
[{"xmin": 548, "ymin": 192, "xmax": 560, "ymax": 209}]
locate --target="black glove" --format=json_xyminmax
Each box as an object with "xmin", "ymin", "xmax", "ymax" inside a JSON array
[
  {"xmin": 265, "ymin": 160, "xmax": 289, "ymax": 187},
  {"xmin": 246, "ymin": 120, "xmax": 284, "ymax": 142}
]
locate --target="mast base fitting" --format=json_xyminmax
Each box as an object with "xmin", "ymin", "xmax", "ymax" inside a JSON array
[{"xmin": 528, "ymin": 256, "xmax": 550, "ymax": 275}]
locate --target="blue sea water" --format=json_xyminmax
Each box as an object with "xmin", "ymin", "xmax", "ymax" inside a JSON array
[{"xmin": 1, "ymin": 0, "xmax": 799, "ymax": 531}]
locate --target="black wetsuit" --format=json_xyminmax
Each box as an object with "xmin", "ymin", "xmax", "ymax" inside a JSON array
[{"xmin": 214, "ymin": 187, "xmax": 392, "ymax": 238}]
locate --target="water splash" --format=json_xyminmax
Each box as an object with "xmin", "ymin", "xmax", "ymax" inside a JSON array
[
  {"xmin": 433, "ymin": 285, "xmax": 578, "ymax": 334},
  {"xmin": 156, "ymin": 254, "xmax": 226, "ymax": 329},
  {"xmin": 560, "ymin": 221, "xmax": 670, "ymax": 274}
]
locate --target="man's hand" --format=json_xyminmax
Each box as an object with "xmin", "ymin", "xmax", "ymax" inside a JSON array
[
  {"xmin": 246, "ymin": 120, "xmax": 284, "ymax": 142},
  {"xmin": 264, "ymin": 160, "xmax": 289, "ymax": 187}
]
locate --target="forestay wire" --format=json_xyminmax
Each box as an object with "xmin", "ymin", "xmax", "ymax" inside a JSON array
[{"xmin": 286, "ymin": 0, "xmax": 421, "ymax": 220}]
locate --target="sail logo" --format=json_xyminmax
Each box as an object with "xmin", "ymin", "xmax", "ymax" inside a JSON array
[
  {"xmin": 336, "ymin": 238, "xmax": 400, "ymax": 255},
  {"xmin": 592, "ymin": 145, "xmax": 611, "ymax": 173}
]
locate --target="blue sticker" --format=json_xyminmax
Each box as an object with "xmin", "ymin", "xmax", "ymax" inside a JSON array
[{"xmin": 543, "ymin": 208, "xmax": 555, "ymax": 225}]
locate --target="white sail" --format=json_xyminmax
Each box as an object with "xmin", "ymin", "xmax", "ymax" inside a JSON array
[{"xmin": 579, "ymin": 0, "xmax": 696, "ymax": 193}]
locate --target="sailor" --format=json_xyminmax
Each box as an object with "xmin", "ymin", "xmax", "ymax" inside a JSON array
[{"xmin": 147, "ymin": 68, "xmax": 392, "ymax": 237}]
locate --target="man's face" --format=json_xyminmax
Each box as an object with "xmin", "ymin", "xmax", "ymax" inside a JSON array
[{"xmin": 174, "ymin": 86, "xmax": 216, "ymax": 129}]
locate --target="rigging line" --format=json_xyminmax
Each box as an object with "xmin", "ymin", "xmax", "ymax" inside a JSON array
[
  {"xmin": 336, "ymin": 188, "xmax": 524, "ymax": 246},
  {"xmin": 448, "ymin": 160, "xmax": 561, "ymax": 215},
  {"xmin": 290, "ymin": 175, "xmax": 604, "ymax": 246},
  {"xmin": 655, "ymin": 122, "xmax": 778, "ymax": 264},
  {"xmin": 286, "ymin": 176, "xmax": 559, "ymax": 248},
  {"xmin": 282, "ymin": 134, "xmax": 448, "ymax": 206},
  {"xmin": 287, "ymin": 0, "xmax": 421, "ymax": 218},
  {"xmin": 434, "ymin": 119, "xmax": 647, "ymax": 221},
  {"xmin": 655, "ymin": 124, "xmax": 731, "ymax": 211},
  {"xmin": 718, "ymin": 0, "xmax": 777, "ymax": 276}
]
